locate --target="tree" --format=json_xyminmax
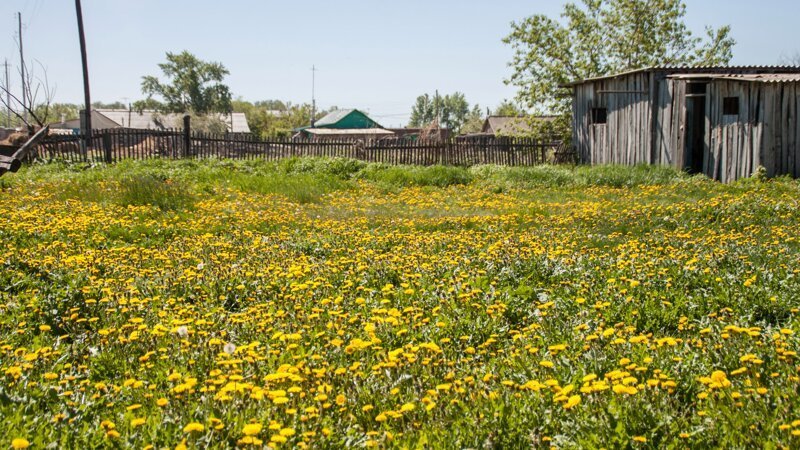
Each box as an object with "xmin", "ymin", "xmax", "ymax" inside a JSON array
[
  {"xmin": 408, "ymin": 92, "xmax": 482, "ymax": 134},
  {"xmin": 92, "ymin": 101, "xmax": 126, "ymax": 110},
  {"xmin": 779, "ymin": 52, "xmax": 800, "ymax": 66},
  {"xmin": 1, "ymin": 60, "xmax": 56, "ymax": 129},
  {"xmin": 504, "ymin": 0, "xmax": 734, "ymax": 117},
  {"xmin": 136, "ymin": 51, "xmax": 232, "ymax": 115},
  {"xmin": 232, "ymin": 99, "xmax": 331, "ymax": 138},
  {"xmin": 493, "ymin": 100, "xmax": 525, "ymax": 116}
]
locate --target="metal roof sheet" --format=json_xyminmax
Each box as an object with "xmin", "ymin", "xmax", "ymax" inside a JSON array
[
  {"xmin": 95, "ymin": 109, "xmax": 251, "ymax": 133},
  {"xmin": 563, "ymin": 65, "xmax": 800, "ymax": 87},
  {"xmin": 669, "ymin": 73, "xmax": 800, "ymax": 82},
  {"xmin": 313, "ymin": 109, "xmax": 357, "ymax": 127}
]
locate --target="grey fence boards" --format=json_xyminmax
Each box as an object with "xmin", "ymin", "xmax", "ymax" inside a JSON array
[{"xmin": 36, "ymin": 128, "xmax": 561, "ymax": 167}]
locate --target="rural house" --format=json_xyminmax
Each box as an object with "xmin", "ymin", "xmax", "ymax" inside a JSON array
[
  {"xmin": 295, "ymin": 109, "xmax": 394, "ymax": 140},
  {"xmin": 564, "ymin": 66, "xmax": 800, "ymax": 182},
  {"xmin": 51, "ymin": 109, "xmax": 251, "ymax": 133}
]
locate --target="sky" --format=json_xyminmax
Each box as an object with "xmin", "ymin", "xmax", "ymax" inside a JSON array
[{"xmin": 1, "ymin": 0, "xmax": 798, "ymax": 127}]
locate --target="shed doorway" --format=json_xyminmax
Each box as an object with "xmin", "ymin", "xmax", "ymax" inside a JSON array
[{"xmin": 684, "ymin": 82, "xmax": 708, "ymax": 174}]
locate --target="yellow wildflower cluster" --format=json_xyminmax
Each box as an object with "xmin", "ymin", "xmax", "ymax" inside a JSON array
[{"xmin": 0, "ymin": 162, "xmax": 798, "ymax": 448}]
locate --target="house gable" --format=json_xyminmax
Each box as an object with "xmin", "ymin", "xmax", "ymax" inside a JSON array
[{"xmin": 314, "ymin": 109, "xmax": 382, "ymax": 129}]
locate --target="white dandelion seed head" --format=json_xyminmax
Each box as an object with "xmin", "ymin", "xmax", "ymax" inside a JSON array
[
  {"xmin": 223, "ymin": 343, "xmax": 236, "ymax": 355},
  {"xmin": 177, "ymin": 326, "xmax": 189, "ymax": 338}
]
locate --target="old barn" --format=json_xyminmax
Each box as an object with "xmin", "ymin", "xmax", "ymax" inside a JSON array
[{"xmin": 565, "ymin": 66, "xmax": 800, "ymax": 181}]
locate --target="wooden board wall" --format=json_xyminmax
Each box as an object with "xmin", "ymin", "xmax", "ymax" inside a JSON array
[
  {"xmin": 707, "ymin": 81, "xmax": 798, "ymax": 182},
  {"xmin": 573, "ymin": 71, "xmax": 800, "ymax": 182},
  {"xmin": 573, "ymin": 73, "xmax": 654, "ymax": 165}
]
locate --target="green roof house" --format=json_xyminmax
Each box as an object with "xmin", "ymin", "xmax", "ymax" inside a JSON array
[{"xmin": 295, "ymin": 109, "xmax": 395, "ymax": 140}]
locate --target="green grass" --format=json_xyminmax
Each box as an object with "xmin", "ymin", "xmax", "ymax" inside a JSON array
[{"xmin": 1, "ymin": 158, "xmax": 799, "ymax": 449}]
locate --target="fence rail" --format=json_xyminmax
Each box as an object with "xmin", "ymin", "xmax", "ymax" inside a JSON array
[{"xmin": 34, "ymin": 128, "xmax": 565, "ymax": 166}]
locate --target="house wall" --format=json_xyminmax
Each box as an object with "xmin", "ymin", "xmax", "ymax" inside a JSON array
[
  {"xmin": 573, "ymin": 72, "xmax": 656, "ymax": 165},
  {"xmin": 705, "ymin": 80, "xmax": 799, "ymax": 182},
  {"xmin": 652, "ymin": 75, "xmax": 685, "ymax": 168},
  {"xmin": 753, "ymin": 81, "xmax": 799, "ymax": 180},
  {"xmin": 574, "ymin": 72, "xmax": 800, "ymax": 182}
]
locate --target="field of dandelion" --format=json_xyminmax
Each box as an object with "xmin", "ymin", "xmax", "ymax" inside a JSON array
[{"xmin": 1, "ymin": 158, "xmax": 799, "ymax": 449}]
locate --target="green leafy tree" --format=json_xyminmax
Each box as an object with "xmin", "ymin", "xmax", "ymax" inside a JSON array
[
  {"xmin": 409, "ymin": 92, "xmax": 482, "ymax": 134},
  {"xmin": 232, "ymin": 100, "xmax": 332, "ymax": 138},
  {"xmin": 493, "ymin": 100, "xmax": 524, "ymax": 116},
  {"xmin": 504, "ymin": 0, "xmax": 735, "ymax": 119},
  {"xmin": 36, "ymin": 103, "xmax": 80, "ymax": 124},
  {"xmin": 136, "ymin": 51, "xmax": 232, "ymax": 115},
  {"xmin": 92, "ymin": 101, "xmax": 127, "ymax": 110}
]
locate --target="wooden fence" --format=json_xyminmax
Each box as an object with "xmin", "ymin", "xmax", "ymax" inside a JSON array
[{"xmin": 35, "ymin": 128, "xmax": 564, "ymax": 166}]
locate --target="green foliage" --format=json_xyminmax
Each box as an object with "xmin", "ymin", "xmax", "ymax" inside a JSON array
[
  {"xmin": 137, "ymin": 51, "xmax": 232, "ymax": 115},
  {"xmin": 408, "ymin": 92, "xmax": 483, "ymax": 134},
  {"xmin": 504, "ymin": 0, "xmax": 735, "ymax": 117},
  {"xmin": 92, "ymin": 101, "xmax": 127, "ymax": 110},
  {"xmin": 53, "ymin": 172, "xmax": 195, "ymax": 211},
  {"xmin": 493, "ymin": 100, "xmax": 525, "ymax": 117},
  {"xmin": 232, "ymin": 100, "xmax": 332, "ymax": 138},
  {"xmin": 358, "ymin": 164, "xmax": 474, "ymax": 189},
  {"xmin": 470, "ymin": 163, "xmax": 692, "ymax": 188}
]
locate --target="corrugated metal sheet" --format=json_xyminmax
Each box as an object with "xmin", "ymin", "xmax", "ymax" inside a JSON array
[
  {"xmin": 95, "ymin": 109, "xmax": 250, "ymax": 133},
  {"xmin": 563, "ymin": 65, "xmax": 800, "ymax": 86},
  {"xmin": 669, "ymin": 73, "xmax": 800, "ymax": 83}
]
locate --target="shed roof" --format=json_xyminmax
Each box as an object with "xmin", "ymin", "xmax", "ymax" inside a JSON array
[
  {"xmin": 668, "ymin": 73, "xmax": 800, "ymax": 83},
  {"xmin": 95, "ymin": 109, "xmax": 251, "ymax": 133},
  {"xmin": 563, "ymin": 65, "xmax": 800, "ymax": 87}
]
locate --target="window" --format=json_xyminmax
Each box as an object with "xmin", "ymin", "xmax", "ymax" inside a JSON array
[
  {"xmin": 590, "ymin": 107, "xmax": 607, "ymax": 125},
  {"xmin": 687, "ymin": 82, "xmax": 707, "ymax": 95},
  {"xmin": 723, "ymin": 97, "xmax": 739, "ymax": 116}
]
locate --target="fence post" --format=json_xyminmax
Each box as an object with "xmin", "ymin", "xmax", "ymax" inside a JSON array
[
  {"xmin": 102, "ymin": 130, "xmax": 112, "ymax": 163},
  {"xmin": 183, "ymin": 115, "xmax": 191, "ymax": 158}
]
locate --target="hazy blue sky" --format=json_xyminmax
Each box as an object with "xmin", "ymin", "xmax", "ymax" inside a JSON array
[{"xmin": 1, "ymin": 0, "xmax": 797, "ymax": 126}]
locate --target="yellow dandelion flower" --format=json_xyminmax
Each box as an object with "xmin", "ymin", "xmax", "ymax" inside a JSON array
[
  {"xmin": 183, "ymin": 422, "xmax": 205, "ymax": 433},
  {"xmin": 11, "ymin": 438, "xmax": 30, "ymax": 449}
]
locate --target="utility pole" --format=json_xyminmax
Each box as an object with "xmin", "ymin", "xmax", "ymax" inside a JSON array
[
  {"xmin": 18, "ymin": 12, "xmax": 26, "ymax": 123},
  {"xmin": 75, "ymin": 0, "xmax": 92, "ymax": 146},
  {"xmin": 3, "ymin": 59, "xmax": 10, "ymax": 127},
  {"xmin": 435, "ymin": 89, "xmax": 440, "ymax": 125},
  {"xmin": 310, "ymin": 65, "xmax": 317, "ymax": 127}
]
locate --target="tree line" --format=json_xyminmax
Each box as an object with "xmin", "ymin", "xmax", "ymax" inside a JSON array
[{"xmin": 11, "ymin": 0, "xmax": 793, "ymax": 142}]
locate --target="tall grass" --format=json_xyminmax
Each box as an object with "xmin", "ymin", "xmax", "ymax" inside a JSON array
[
  {"xmin": 470, "ymin": 163, "xmax": 696, "ymax": 188},
  {"xmin": 14, "ymin": 158, "xmax": 710, "ymax": 206},
  {"xmin": 54, "ymin": 174, "xmax": 195, "ymax": 211},
  {"xmin": 357, "ymin": 164, "xmax": 474, "ymax": 188}
]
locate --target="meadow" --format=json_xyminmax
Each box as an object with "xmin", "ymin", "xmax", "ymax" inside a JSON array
[{"xmin": 1, "ymin": 158, "xmax": 799, "ymax": 449}]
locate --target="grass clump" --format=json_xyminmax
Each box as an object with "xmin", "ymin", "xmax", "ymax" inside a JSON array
[
  {"xmin": 470, "ymin": 163, "xmax": 694, "ymax": 190},
  {"xmin": 358, "ymin": 164, "xmax": 473, "ymax": 188}
]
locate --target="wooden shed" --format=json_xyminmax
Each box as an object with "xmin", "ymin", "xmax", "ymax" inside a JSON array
[{"xmin": 565, "ymin": 66, "xmax": 800, "ymax": 181}]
